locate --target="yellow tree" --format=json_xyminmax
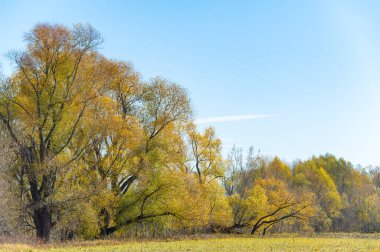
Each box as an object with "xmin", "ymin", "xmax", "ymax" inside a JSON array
[
  {"xmin": 310, "ymin": 154, "xmax": 376, "ymax": 231},
  {"xmin": 358, "ymin": 193, "xmax": 380, "ymax": 232},
  {"xmin": 249, "ymin": 178, "xmax": 314, "ymax": 235},
  {"xmin": 117, "ymin": 77, "xmax": 192, "ymax": 196},
  {"xmin": 186, "ymin": 123, "xmax": 224, "ymax": 183},
  {"xmin": 222, "ymin": 146, "xmax": 260, "ymax": 232},
  {"xmin": 223, "ymin": 153, "xmax": 313, "ymax": 234},
  {"xmin": 294, "ymin": 160, "xmax": 342, "ymax": 231},
  {"xmin": 75, "ymin": 60, "xmax": 144, "ymax": 237},
  {"xmin": 184, "ymin": 123, "xmax": 232, "ymax": 231},
  {"xmin": 0, "ymin": 24, "xmax": 105, "ymax": 242},
  {"xmin": 95, "ymin": 78, "xmax": 192, "ymax": 236},
  {"xmin": 264, "ymin": 157, "xmax": 292, "ymax": 182}
]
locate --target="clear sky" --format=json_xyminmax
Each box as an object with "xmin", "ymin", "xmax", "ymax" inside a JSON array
[{"xmin": 1, "ymin": 0, "xmax": 380, "ymax": 166}]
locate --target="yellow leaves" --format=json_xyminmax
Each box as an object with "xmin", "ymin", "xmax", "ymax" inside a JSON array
[
  {"xmin": 294, "ymin": 160, "xmax": 343, "ymax": 228},
  {"xmin": 268, "ymin": 157, "xmax": 292, "ymax": 181},
  {"xmin": 0, "ymin": 23, "xmax": 204, "ymax": 239},
  {"xmin": 293, "ymin": 173, "xmax": 311, "ymax": 187},
  {"xmin": 108, "ymin": 61, "xmax": 141, "ymax": 95},
  {"xmin": 244, "ymin": 184, "xmax": 267, "ymax": 216},
  {"xmin": 118, "ymin": 168, "xmax": 233, "ymax": 231},
  {"xmin": 10, "ymin": 22, "xmax": 379, "ymax": 238},
  {"xmin": 97, "ymin": 96, "xmax": 117, "ymax": 111},
  {"xmin": 186, "ymin": 123, "xmax": 224, "ymax": 183},
  {"xmin": 142, "ymin": 78, "xmax": 192, "ymax": 135},
  {"xmin": 55, "ymin": 201, "xmax": 100, "ymax": 239},
  {"xmin": 26, "ymin": 24, "xmax": 71, "ymax": 60},
  {"xmin": 204, "ymin": 180, "xmax": 233, "ymax": 227},
  {"xmin": 255, "ymin": 178, "xmax": 291, "ymax": 208},
  {"xmin": 230, "ymin": 175, "xmax": 316, "ymax": 234}
]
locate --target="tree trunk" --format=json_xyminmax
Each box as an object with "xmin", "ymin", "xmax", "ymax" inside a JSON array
[
  {"xmin": 21, "ymin": 146, "xmax": 53, "ymax": 243},
  {"xmin": 262, "ymin": 226, "xmax": 268, "ymax": 235},
  {"xmin": 251, "ymin": 223, "xmax": 260, "ymax": 234},
  {"xmin": 33, "ymin": 207, "xmax": 52, "ymax": 242},
  {"xmin": 99, "ymin": 208, "xmax": 112, "ymax": 237}
]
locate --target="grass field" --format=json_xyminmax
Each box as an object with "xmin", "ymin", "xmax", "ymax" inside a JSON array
[{"xmin": 1, "ymin": 236, "xmax": 380, "ymax": 252}]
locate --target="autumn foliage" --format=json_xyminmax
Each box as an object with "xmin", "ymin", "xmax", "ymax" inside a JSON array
[{"xmin": 0, "ymin": 24, "xmax": 380, "ymax": 242}]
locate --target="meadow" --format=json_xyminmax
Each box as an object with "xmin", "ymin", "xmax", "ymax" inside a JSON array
[{"xmin": 1, "ymin": 236, "xmax": 380, "ymax": 252}]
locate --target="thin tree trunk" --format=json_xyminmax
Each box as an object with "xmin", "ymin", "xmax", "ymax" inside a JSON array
[{"xmin": 251, "ymin": 224, "xmax": 260, "ymax": 234}]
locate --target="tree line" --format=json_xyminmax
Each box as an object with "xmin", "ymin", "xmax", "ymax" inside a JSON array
[{"xmin": 0, "ymin": 24, "xmax": 380, "ymax": 243}]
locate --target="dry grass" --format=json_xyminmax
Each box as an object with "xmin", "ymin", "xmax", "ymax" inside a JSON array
[{"xmin": 1, "ymin": 235, "xmax": 380, "ymax": 251}]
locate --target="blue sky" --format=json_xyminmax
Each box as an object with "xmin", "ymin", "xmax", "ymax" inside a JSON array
[{"xmin": 1, "ymin": 0, "xmax": 380, "ymax": 166}]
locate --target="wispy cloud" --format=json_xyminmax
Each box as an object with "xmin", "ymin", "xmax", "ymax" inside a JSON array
[{"xmin": 195, "ymin": 114, "xmax": 278, "ymax": 124}]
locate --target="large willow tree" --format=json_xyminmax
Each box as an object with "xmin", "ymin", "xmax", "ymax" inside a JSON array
[
  {"xmin": 0, "ymin": 24, "xmax": 106, "ymax": 241},
  {"xmin": 0, "ymin": 23, "xmax": 196, "ymax": 242}
]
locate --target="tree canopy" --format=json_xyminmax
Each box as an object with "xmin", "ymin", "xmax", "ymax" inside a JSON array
[{"xmin": 1, "ymin": 23, "xmax": 380, "ymax": 242}]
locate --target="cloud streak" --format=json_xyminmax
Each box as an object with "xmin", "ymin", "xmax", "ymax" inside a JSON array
[{"xmin": 195, "ymin": 114, "xmax": 278, "ymax": 124}]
